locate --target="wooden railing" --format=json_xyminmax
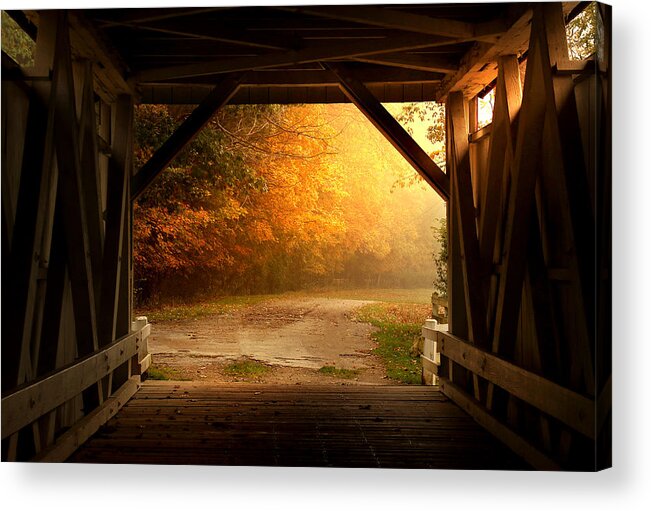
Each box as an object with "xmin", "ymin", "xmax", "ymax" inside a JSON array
[
  {"xmin": 1, "ymin": 317, "xmax": 151, "ymax": 461},
  {"xmin": 421, "ymin": 323, "xmax": 606, "ymax": 470}
]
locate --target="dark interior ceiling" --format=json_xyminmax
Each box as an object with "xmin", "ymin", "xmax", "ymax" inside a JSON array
[{"xmin": 16, "ymin": 3, "xmax": 580, "ymax": 104}]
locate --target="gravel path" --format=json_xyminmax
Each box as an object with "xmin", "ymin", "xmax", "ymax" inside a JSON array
[{"xmin": 147, "ymin": 297, "xmax": 390, "ymax": 384}]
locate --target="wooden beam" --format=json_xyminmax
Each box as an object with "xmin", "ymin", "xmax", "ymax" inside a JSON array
[
  {"xmin": 524, "ymin": 210, "xmax": 563, "ymax": 378},
  {"xmin": 223, "ymin": 67, "xmax": 444, "ymax": 86},
  {"xmin": 1, "ymin": 324, "xmax": 149, "ymax": 439},
  {"xmin": 67, "ymin": 11, "xmax": 133, "ymax": 97},
  {"xmin": 97, "ymin": 95, "xmax": 133, "ymax": 345},
  {"xmin": 436, "ymin": 4, "xmax": 532, "ymax": 101},
  {"xmin": 352, "ymin": 52, "xmax": 458, "ymax": 74},
  {"xmin": 491, "ymin": 12, "xmax": 549, "ymax": 357},
  {"xmin": 51, "ymin": 12, "xmax": 99, "ymax": 358},
  {"xmin": 32, "ymin": 376, "xmax": 141, "ymax": 462},
  {"xmin": 141, "ymin": 81, "xmax": 441, "ymax": 106},
  {"xmin": 447, "ymin": 92, "xmax": 488, "ymax": 347},
  {"xmin": 4, "ymin": 91, "xmax": 51, "ymax": 386},
  {"xmin": 541, "ymin": 2, "xmax": 596, "ymax": 394},
  {"xmin": 420, "ymin": 355, "xmax": 439, "ymax": 376},
  {"xmin": 116, "ymin": 185, "xmax": 132, "ymax": 338},
  {"xmin": 143, "ymin": 67, "xmax": 443, "ymax": 88},
  {"xmin": 137, "ymin": 32, "xmax": 464, "ymax": 83},
  {"xmin": 278, "ymin": 5, "xmax": 503, "ymax": 41},
  {"xmin": 131, "ymin": 74, "xmax": 242, "ymax": 200},
  {"xmin": 95, "ymin": 7, "xmax": 226, "ymax": 28},
  {"xmin": 478, "ymin": 56, "xmax": 522, "ymax": 270},
  {"xmin": 446, "ymin": 115, "xmax": 468, "ymax": 341},
  {"xmin": 35, "ymin": 205, "xmax": 66, "ymax": 377},
  {"xmin": 439, "ymin": 378, "xmax": 560, "ymax": 470},
  {"xmin": 136, "ymin": 354, "xmax": 152, "ymax": 375},
  {"xmin": 77, "ymin": 60, "xmax": 104, "ymax": 306},
  {"xmin": 326, "ymin": 62, "xmax": 449, "ymax": 201},
  {"xmin": 99, "ymin": 18, "xmax": 291, "ymax": 51},
  {"xmin": 3, "ymin": 13, "xmax": 59, "ymax": 390},
  {"xmin": 438, "ymin": 332, "xmax": 595, "ymax": 439}
]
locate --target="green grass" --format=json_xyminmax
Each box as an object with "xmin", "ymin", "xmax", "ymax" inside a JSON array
[
  {"xmin": 292, "ymin": 287, "xmax": 433, "ymax": 304},
  {"xmin": 137, "ymin": 288, "xmax": 433, "ymax": 323},
  {"xmin": 354, "ymin": 302, "xmax": 431, "ymax": 385},
  {"xmin": 146, "ymin": 364, "xmax": 190, "ymax": 381},
  {"xmin": 318, "ymin": 365, "xmax": 360, "ymax": 379},
  {"xmin": 223, "ymin": 359, "xmax": 271, "ymax": 379}
]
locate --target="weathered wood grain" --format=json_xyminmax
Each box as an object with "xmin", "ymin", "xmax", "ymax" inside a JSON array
[{"xmin": 70, "ymin": 381, "xmax": 528, "ymax": 469}]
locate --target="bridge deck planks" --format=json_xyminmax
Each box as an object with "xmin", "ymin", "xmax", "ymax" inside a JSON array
[{"xmin": 69, "ymin": 381, "xmax": 529, "ymax": 469}]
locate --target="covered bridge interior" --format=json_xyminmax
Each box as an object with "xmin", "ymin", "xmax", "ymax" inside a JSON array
[{"xmin": 2, "ymin": 2, "xmax": 610, "ymax": 470}]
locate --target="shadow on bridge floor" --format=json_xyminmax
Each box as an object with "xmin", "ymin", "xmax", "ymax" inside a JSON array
[{"xmin": 70, "ymin": 381, "xmax": 529, "ymax": 469}]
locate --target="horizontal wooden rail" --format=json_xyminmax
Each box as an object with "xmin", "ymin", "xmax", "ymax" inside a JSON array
[
  {"xmin": 421, "ymin": 355, "xmax": 439, "ymax": 376},
  {"xmin": 469, "ymin": 123, "xmax": 492, "ymax": 143},
  {"xmin": 32, "ymin": 376, "xmax": 141, "ymax": 462},
  {"xmin": 1, "ymin": 323, "xmax": 150, "ymax": 439},
  {"xmin": 427, "ymin": 329, "xmax": 596, "ymax": 439},
  {"xmin": 439, "ymin": 377, "xmax": 561, "ymax": 470}
]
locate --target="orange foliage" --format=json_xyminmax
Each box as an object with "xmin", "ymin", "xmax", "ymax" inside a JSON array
[{"xmin": 133, "ymin": 104, "xmax": 444, "ymax": 302}]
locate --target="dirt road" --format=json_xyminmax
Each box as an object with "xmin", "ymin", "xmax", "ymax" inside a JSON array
[{"xmin": 148, "ymin": 297, "xmax": 390, "ymax": 384}]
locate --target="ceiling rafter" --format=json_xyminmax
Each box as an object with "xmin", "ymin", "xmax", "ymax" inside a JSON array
[
  {"xmin": 95, "ymin": 19, "xmax": 292, "ymax": 51},
  {"xmin": 137, "ymin": 32, "xmax": 476, "ymax": 83},
  {"xmin": 94, "ymin": 8, "xmax": 229, "ymax": 28},
  {"xmin": 276, "ymin": 5, "xmax": 506, "ymax": 42},
  {"xmin": 352, "ymin": 51, "xmax": 458, "ymax": 74}
]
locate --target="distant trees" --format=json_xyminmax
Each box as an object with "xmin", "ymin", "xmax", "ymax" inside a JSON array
[{"xmin": 133, "ymin": 104, "xmax": 440, "ymax": 303}]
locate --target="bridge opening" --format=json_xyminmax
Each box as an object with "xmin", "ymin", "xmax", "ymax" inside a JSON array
[{"xmin": 133, "ymin": 101, "xmax": 446, "ymax": 387}]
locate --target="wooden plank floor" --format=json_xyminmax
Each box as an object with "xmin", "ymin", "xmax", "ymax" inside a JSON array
[{"xmin": 70, "ymin": 382, "xmax": 529, "ymax": 469}]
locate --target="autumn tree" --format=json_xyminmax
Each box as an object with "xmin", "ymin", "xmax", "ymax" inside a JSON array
[
  {"xmin": 133, "ymin": 102, "xmax": 444, "ymax": 303},
  {"xmin": 133, "ymin": 104, "xmax": 264, "ymax": 301}
]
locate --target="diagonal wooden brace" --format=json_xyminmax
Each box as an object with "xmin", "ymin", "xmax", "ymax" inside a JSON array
[
  {"xmin": 131, "ymin": 73, "xmax": 244, "ymax": 200},
  {"xmin": 326, "ymin": 62, "xmax": 450, "ymax": 201}
]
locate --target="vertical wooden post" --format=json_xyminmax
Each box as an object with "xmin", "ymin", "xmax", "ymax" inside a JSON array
[
  {"xmin": 446, "ymin": 106, "xmax": 467, "ymax": 343},
  {"xmin": 478, "ymin": 55, "xmax": 522, "ymax": 273},
  {"xmin": 50, "ymin": 12, "xmax": 100, "ymax": 359},
  {"xmin": 2, "ymin": 12, "xmax": 59, "ymax": 391},
  {"xmin": 491, "ymin": 9, "xmax": 549, "ymax": 359},
  {"xmin": 77, "ymin": 61, "xmax": 104, "ymax": 307},
  {"xmin": 447, "ymin": 91, "xmax": 488, "ymax": 349},
  {"xmin": 97, "ymin": 95, "xmax": 133, "ymax": 346}
]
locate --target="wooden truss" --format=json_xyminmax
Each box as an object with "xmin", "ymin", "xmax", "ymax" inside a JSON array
[
  {"xmin": 1, "ymin": 12, "xmax": 149, "ymax": 461},
  {"xmin": 432, "ymin": 3, "xmax": 610, "ymax": 470}
]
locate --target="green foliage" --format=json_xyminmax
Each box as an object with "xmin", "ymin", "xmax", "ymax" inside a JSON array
[
  {"xmin": 1, "ymin": 11, "xmax": 34, "ymax": 66},
  {"xmin": 147, "ymin": 364, "xmax": 190, "ymax": 381},
  {"xmin": 318, "ymin": 366, "xmax": 359, "ymax": 379},
  {"xmin": 354, "ymin": 302, "xmax": 431, "ymax": 384},
  {"xmin": 304, "ymin": 287, "xmax": 433, "ymax": 304},
  {"xmin": 432, "ymin": 218, "xmax": 448, "ymax": 298},
  {"xmin": 223, "ymin": 359, "xmax": 271, "ymax": 378}
]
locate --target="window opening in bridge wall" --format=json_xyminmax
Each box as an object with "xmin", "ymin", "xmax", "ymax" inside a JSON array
[
  {"xmin": 1, "ymin": 11, "xmax": 36, "ymax": 67},
  {"xmin": 477, "ymin": 89, "xmax": 495, "ymax": 129},
  {"xmin": 566, "ymin": 1, "xmax": 601, "ymax": 61}
]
